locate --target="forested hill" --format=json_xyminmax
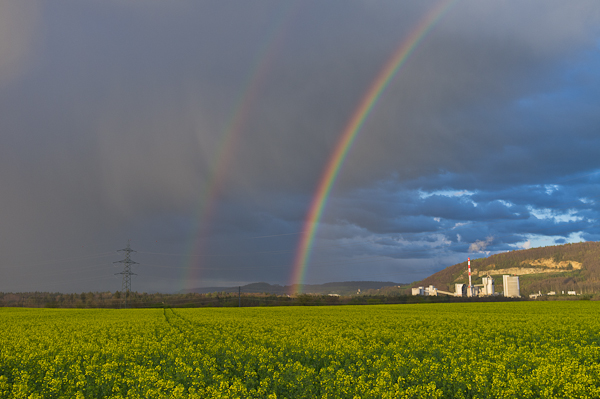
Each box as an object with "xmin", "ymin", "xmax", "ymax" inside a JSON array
[{"xmin": 414, "ymin": 241, "xmax": 600, "ymax": 296}]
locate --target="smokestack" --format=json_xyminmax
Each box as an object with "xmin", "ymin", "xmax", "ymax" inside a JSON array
[{"xmin": 468, "ymin": 257, "xmax": 472, "ymax": 297}]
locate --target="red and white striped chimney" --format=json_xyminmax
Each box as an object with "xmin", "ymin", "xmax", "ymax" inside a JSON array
[{"xmin": 468, "ymin": 257, "xmax": 472, "ymax": 297}]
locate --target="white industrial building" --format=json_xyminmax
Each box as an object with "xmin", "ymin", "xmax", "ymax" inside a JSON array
[
  {"xmin": 454, "ymin": 283, "xmax": 467, "ymax": 297},
  {"xmin": 412, "ymin": 279, "xmax": 493, "ymax": 298},
  {"xmin": 502, "ymin": 275, "xmax": 520, "ymax": 298},
  {"xmin": 411, "ymin": 259, "xmax": 523, "ymax": 298},
  {"xmin": 481, "ymin": 276, "xmax": 495, "ymax": 296},
  {"xmin": 411, "ymin": 285, "xmax": 444, "ymax": 296},
  {"xmin": 412, "ymin": 282, "xmax": 483, "ymax": 297}
]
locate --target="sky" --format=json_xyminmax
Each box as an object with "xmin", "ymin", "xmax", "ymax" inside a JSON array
[{"xmin": 2, "ymin": 0, "xmax": 600, "ymax": 293}]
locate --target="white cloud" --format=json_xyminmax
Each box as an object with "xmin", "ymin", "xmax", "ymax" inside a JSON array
[
  {"xmin": 469, "ymin": 236, "xmax": 494, "ymax": 253},
  {"xmin": 529, "ymin": 207, "xmax": 583, "ymax": 222},
  {"xmin": 544, "ymin": 184, "xmax": 559, "ymax": 195},
  {"xmin": 419, "ymin": 190, "xmax": 475, "ymax": 199},
  {"xmin": 452, "ymin": 222, "xmax": 469, "ymax": 229}
]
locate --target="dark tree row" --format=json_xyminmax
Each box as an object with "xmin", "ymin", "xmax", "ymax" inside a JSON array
[{"xmin": 0, "ymin": 290, "xmax": 536, "ymax": 309}]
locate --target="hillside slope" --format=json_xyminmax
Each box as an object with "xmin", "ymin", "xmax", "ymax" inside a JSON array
[{"xmin": 413, "ymin": 242, "xmax": 600, "ymax": 296}]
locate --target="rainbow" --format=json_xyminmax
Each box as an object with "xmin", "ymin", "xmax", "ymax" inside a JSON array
[
  {"xmin": 182, "ymin": 2, "xmax": 301, "ymax": 290},
  {"xmin": 289, "ymin": 0, "xmax": 455, "ymax": 294},
  {"xmin": 181, "ymin": 84, "xmax": 256, "ymax": 290}
]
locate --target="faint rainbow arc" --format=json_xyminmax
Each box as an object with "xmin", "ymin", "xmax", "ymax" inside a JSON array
[
  {"xmin": 181, "ymin": 81, "xmax": 258, "ymax": 289},
  {"xmin": 182, "ymin": 3, "xmax": 300, "ymax": 290},
  {"xmin": 289, "ymin": 0, "xmax": 455, "ymax": 294}
]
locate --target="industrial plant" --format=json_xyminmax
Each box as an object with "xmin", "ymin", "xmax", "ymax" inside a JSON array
[{"xmin": 412, "ymin": 257, "xmax": 521, "ymax": 298}]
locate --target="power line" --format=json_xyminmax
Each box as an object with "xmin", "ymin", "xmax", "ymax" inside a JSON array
[
  {"xmin": 137, "ymin": 249, "xmax": 292, "ymax": 258},
  {"xmin": 248, "ymin": 232, "xmax": 304, "ymax": 239},
  {"xmin": 140, "ymin": 254, "xmax": 400, "ymax": 272},
  {"xmin": 3, "ymin": 275, "xmax": 116, "ymax": 292},
  {"xmin": 6, "ymin": 263, "xmax": 115, "ymax": 278},
  {"xmin": 5, "ymin": 252, "xmax": 115, "ymax": 269}
]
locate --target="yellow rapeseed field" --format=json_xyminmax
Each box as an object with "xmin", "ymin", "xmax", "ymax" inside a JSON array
[{"xmin": 1, "ymin": 302, "xmax": 600, "ymax": 398}]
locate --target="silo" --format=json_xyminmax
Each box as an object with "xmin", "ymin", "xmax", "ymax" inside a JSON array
[
  {"xmin": 482, "ymin": 276, "xmax": 495, "ymax": 295},
  {"xmin": 455, "ymin": 283, "xmax": 467, "ymax": 297},
  {"xmin": 427, "ymin": 285, "xmax": 438, "ymax": 296}
]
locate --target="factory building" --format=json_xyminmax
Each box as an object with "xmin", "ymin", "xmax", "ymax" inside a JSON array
[
  {"xmin": 454, "ymin": 283, "xmax": 467, "ymax": 297},
  {"xmin": 502, "ymin": 275, "xmax": 520, "ymax": 298},
  {"xmin": 411, "ymin": 260, "xmax": 515, "ymax": 298},
  {"xmin": 481, "ymin": 276, "xmax": 495, "ymax": 296},
  {"xmin": 529, "ymin": 291, "xmax": 542, "ymax": 299},
  {"xmin": 426, "ymin": 285, "xmax": 438, "ymax": 296},
  {"xmin": 412, "ymin": 283, "xmax": 476, "ymax": 297},
  {"xmin": 411, "ymin": 285, "xmax": 439, "ymax": 296}
]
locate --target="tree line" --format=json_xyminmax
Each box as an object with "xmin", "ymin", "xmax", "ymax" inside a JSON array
[{"xmin": 0, "ymin": 290, "xmax": 536, "ymax": 308}]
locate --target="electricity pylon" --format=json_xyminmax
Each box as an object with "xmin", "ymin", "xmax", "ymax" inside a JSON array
[{"xmin": 114, "ymin": 240, "xmax": 138, "ymax": 308}]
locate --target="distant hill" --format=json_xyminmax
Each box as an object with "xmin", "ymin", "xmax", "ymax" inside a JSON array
[
  {"xmin": 411, "ymin": 242, "xmax": 600, "ymax": 296},
  {"xmin": 181, "ymin": 281, "xmax": 402, "ymax": 296}
]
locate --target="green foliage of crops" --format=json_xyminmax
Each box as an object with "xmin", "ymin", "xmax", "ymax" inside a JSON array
[{"xmin": 2, "ymin": 302, "xmax": 600, "ymax": 398}]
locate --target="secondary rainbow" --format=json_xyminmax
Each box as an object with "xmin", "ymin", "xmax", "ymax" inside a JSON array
[
  {"xmin": 181, "ymin": 2, "xmax": 300, "ymax": 290},
  {"xmin": 289, "ymin": 0, "xmax": 455, "ymax": 294}
]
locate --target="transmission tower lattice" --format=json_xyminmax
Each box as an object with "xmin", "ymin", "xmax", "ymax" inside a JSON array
[{"xmin": 114, "ymin": 240, "xmax": 138, "ymax": 308}]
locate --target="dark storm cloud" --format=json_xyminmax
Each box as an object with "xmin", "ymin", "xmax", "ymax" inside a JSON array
[{"xmin": 1, "ymin": 0, "xmax": 600, "ymax": 291}]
